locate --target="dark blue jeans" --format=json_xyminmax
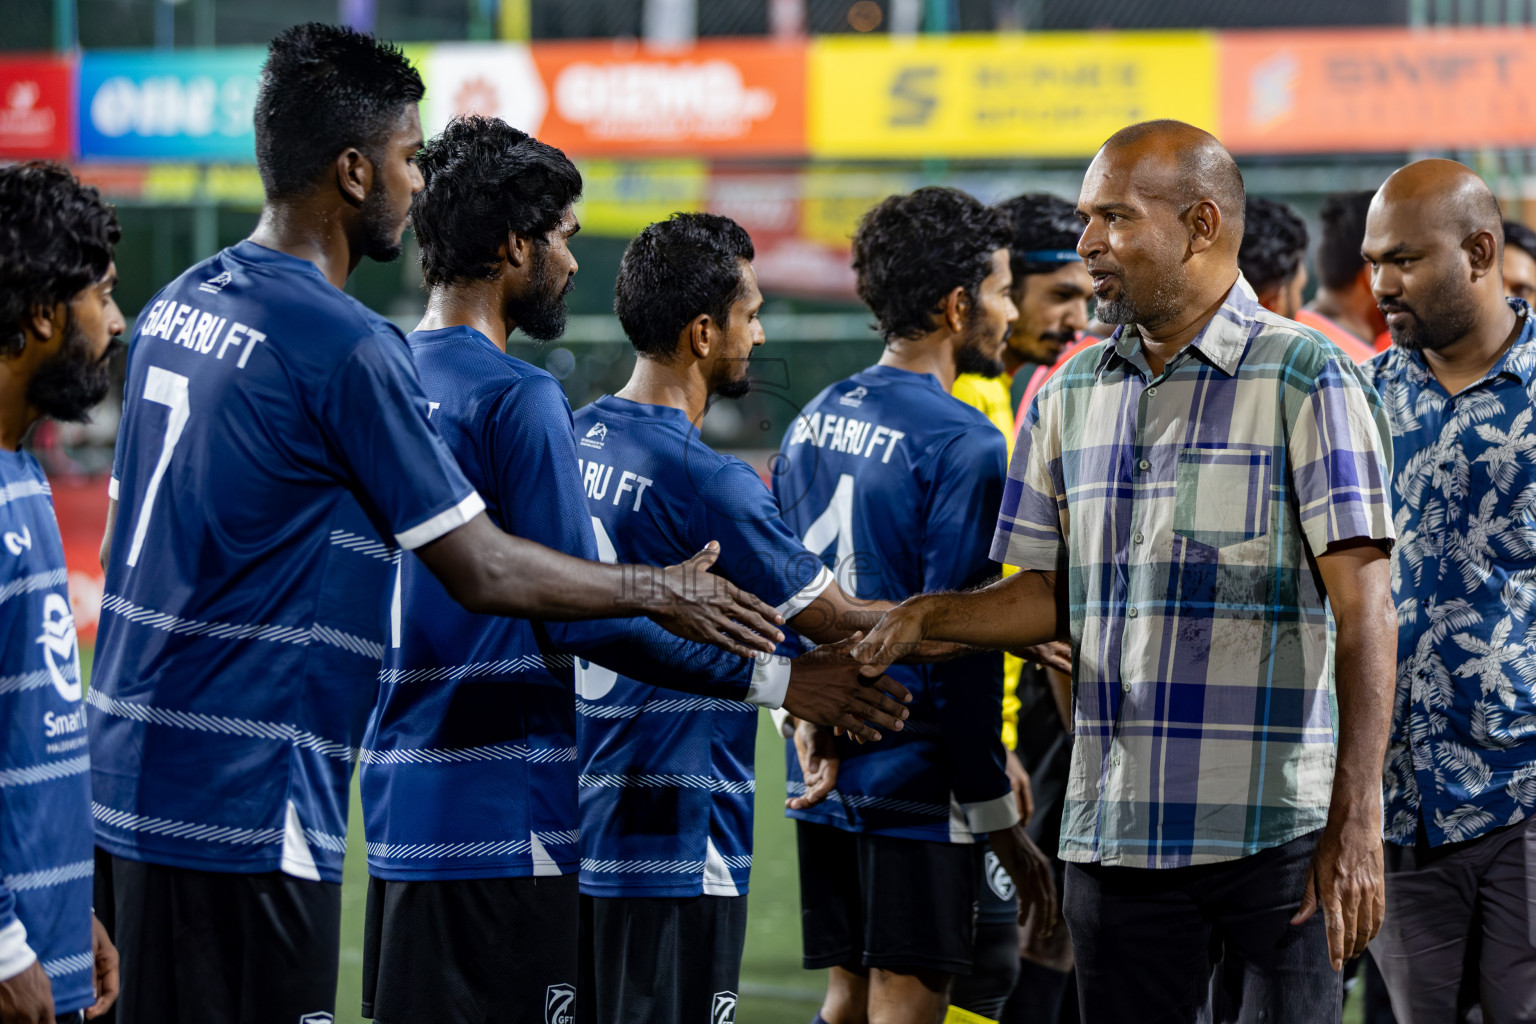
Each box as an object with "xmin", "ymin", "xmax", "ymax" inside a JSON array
[{"xmin": 1063, "ymin": 830, "xmax": 1341, "ymax": 1024}]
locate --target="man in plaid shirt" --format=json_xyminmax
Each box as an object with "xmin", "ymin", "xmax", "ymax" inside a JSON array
[{"xmin": 854, "ymin": 120, "xmax": 1397, "ymax": 1023}]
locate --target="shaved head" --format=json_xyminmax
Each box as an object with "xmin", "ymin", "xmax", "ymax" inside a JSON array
[
  {"xmin": 1374, "ymin": 159, "xmax": 1504, "ymax": 261},
  {"xmin": 1364, "ymin": 159, "xmax": 1509, "ymax": 353},
  {"xmin": 1100, "ymin": 120, "xmax": 1246, "ymax": 246},
  {"xmin": 1077, "ymin": 120, "xmax": 1246, "ymax": 334}
]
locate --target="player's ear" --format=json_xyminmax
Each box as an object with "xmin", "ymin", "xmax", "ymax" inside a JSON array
[
  {"xmin": 25, "ymin": 301, "xmax": 59, "ymax": 345},
  {"xmin": 505, "ymin": 231, "xmax": 530, "ymax": 270},
  {"xmin": 688, "ymin": 314, "xmax": 711, "ymax": 359},
  {"xmin": 335, "ymin": 147, "xmax": 371, "ymax": 207},
  {"xmin": 943, "ymin": 286, "xmax": 967, "ymax": 334}
]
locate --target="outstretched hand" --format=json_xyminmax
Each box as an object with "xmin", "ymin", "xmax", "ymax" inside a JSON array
[
  {"xmin": 849, "ymin": 599, "xmax": 930, "ymax": 678},
  {"xmin": 784, "ymin": 634, "xmax": 912, "ymax": 743},
  {"xmin": 646, "ymin": 543, "xmax": 785, "ymax": 658}
]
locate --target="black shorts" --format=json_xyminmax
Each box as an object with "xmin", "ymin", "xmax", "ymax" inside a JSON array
[
  {"xmin": 578, "ymin": 893, "xmax": 747, "ymax": 1024},
  {"xmin": 796, "ymin": 821, "xmax": 982, "ymax": 976},
  {"xmin": 362, "ymin": 873, "xmax": 579, "ymax": 1024},
  {"xmin": 950, "ymin": 841, "xmax": 1023, "ymax": 1018},
  {"xmin": 93, "ymin": 847, "xmax": 341, "ymax": 1024}
]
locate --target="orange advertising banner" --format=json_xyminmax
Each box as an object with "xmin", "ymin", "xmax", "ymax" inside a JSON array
[
  {"xmin": 529, "ymin": 39, "xmax": 806, "ymax": 157},
  {"xmin": 1219, "ymin": 28, "xmax": 1536, "ymax": 154}
]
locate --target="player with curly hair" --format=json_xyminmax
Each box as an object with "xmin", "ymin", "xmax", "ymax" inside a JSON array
[
  {"xmin": 776, "ymin": 187, "xmax": 1055, "ymax": 1024},
  {"xmin": 0, "ymin": 161, "xmax": 124, "ymax": 1024}
]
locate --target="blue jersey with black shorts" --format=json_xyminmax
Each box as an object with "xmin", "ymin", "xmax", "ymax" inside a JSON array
[
  {"xmin": 0, "ymin": 453, "xmax": 94, "ymax": 1013},
  {"xmin": 571, "ymin": 395, "xmax": 832, "ymax": 897},
  {"xmin": 774, "ymin": 364, "xmax": 1016, "ymax": 843},
  {"xmin": 91, "ymin": 241, "xmax": 482, "ymax": 884},
  {"xmin": 362, "ymin": 328, "xmax": 774, "ymax": 882}
]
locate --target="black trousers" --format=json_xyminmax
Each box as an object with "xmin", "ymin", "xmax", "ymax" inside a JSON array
[
  {"xmin": 1064, "ymin": 831, "xmax": 1340, "ymax": 1024},
  {"xmin": 93, "ymin": 847, "xmax": 341, "ymax": 1024}
]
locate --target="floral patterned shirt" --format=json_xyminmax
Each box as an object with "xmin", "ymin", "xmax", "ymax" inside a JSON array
[{"xmin": 1367, "ymin": 300, "xmax": 1536, "ymax": 845}]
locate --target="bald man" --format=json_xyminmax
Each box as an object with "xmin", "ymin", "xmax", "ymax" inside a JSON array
[
  {"xmin": 852, "ymin": 120, "xmax": 1397, "ymax": 1023},
  {"xmin": 1361, "ymin": 160, "xmax": 1536, "ymax": 1023}
]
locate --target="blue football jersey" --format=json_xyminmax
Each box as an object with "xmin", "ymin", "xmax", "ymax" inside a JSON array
[
  {"xmin": 90, "ymin": 242, "xmax": 482, "ymax": 883},
  {"xmin": 0, "ymin": 453, "xmax": 94, "ymax": 1013},
  {"xmin": 572, "ymin": 395, "xmax": 832, "ymax": 897},
  {"xmin": 774, "ymin": 364, "xmax": 1015, "ymax": 843},
  {"xmin": 363, "ymin": 328, "xmax": 768, "ymax": 882}
]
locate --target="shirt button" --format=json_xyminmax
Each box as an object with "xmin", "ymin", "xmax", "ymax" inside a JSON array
[
  {"xmin": 1111, "ymin": 755, "xmax": 1121, "ymax": 767},
  {"xmin": 1134, "ymin": 532, "xmax": 1144, "ymax": 544},
  {"xmin": 1138, "ymin": 459, "xmax": 1150, "ymax": 471},
  {"xmin": 1146, "ymin": 387, "xmax": 1158, "ymax": 397},
  {"xmin": 1122, "ymin": 682, "xmax": 1132, "ymax": 693},
  {"xmin": 1127, "ymin": 607, "xmax": 1139, "ymax": 619}
]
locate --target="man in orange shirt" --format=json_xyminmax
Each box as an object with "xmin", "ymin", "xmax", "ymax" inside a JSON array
[
  {"xmin": 1298, "ymin": 190, "xmax": 1389, "ymax": 360},
  {"xmin": 1503, "ymin": 219, "xmax": 1536, "ymax": 303}
]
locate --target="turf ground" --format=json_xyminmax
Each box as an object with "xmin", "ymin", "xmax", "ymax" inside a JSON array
[{"xmin": 78, "ymin": 648, "xmax": 1366, "ymax": 1024}]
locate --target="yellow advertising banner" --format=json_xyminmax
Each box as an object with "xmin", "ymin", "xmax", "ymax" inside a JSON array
[{"xmin": 809, "ymin": 32, "xmax": 1217, "ymax": 159}]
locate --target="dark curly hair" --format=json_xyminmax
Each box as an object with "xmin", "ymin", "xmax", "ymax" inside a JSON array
[
  {"xmin": 852, "ymin": 187, "xmax": 1011, "ymax": 344},
  {"xmin": 254, "ymin": 22, "xmax": 424, "ymax": 199},
  {"xmin": 1238, "ymin": 196, "xmax": 1309, "ymax": 296},
  {"xmin": 615, "ymin": 213, "xmax": 755, "ymax": 362},
  {"xmin": 995, "ymin": 193, "xmax": 1083, "ymax": 280},
  {"xmin": 412, "ymin": 117, "xmax": 583, "ymax": 288},
  {"xmin": 0, "ymin": 162, "xmax": 120, "ymax": 358},
  {"xmin": 1506, "ymin": 220, "xmax": 1536, "ymax": 263},
  {"xmin": 1315, "ymin": 189, "xmax": 1376, "ymax": 291}
]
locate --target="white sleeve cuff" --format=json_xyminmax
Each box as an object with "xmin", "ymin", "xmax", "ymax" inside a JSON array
[
  {"xmin": 770, "ymin": 706, "xmax": 793, "ymax": 738},
  {"xmin": 775, "ymin": 564, "xmax": 835, "ymax": 620},
  {"xmin": 745, "ymin": 654, "xmax": 791, "ymax": 709},
  {"xmin": 962, "ymin": 792, "xmax": 1021, "ymax": 835},
  {"xmin": 0, "ymin": 920, "xmax": 37, "ymax": 983},
  {"xmin": 394, "ymin": 491, "xmax": 486, "ymax": 550},
  {"xmin": 107, "ymin": 476, "xmax": 119, "ymax": 500}
]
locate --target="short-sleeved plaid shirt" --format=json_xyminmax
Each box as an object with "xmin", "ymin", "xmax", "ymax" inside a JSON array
[{"xmin": 992, "ymin": 277, "xmax": 1394, "ymax": 868}]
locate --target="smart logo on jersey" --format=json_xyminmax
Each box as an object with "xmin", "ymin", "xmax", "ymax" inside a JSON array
[
  {"xmin": 545, "ymin": 983, "xmax": 576, "ymax": 1024},
  {"xmin": 580, "ymin": 422, "xmax": 608, "ymax": 450},
  {"xmin": 35, "ymin": 592, "xmax": 80, "ymax": 702},
  {"xmin": 199, "ymin": 270, "xmax": 233, "ymax": 294},
  {"xmin": 712, "ymin": 991, "xmax": 738, "ymax": 1024},
  {"xmin": 3, "ymin": 525, "xmax": 30, "ymax": 555},
  {"xmin": 983, "ymin": 849, "xmax": 1015, "ymax": 901},
  {"xmin": 839, "ymin": 385, "xmax": 867, "ymax": 408}
]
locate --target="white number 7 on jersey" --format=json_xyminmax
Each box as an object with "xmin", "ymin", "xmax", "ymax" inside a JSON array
[{"xmin": 125, "ymin": 366, "xmax": 191, "ymax": 568}]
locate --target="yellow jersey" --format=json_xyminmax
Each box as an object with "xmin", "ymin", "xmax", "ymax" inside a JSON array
[{"xmin": 951, "ymin": 372, "xmax": 1023, "ymax": 749}]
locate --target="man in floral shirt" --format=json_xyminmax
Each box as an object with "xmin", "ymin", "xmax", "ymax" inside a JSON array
[{"xmin": 1363, "ymin": 159, "xmax": 1536, "ymax": 1022}]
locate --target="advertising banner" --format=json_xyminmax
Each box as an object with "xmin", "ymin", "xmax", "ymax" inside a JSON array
[
  {"xmin": 809, "ymin": 32, "xmax": 1217, "ymax": 159},
  {"xmin": 1218, "ymin": 29, "xmax": 1536, "ymax": 154},
  {"xmin": 0, "ymin": 56, "xmax": 74, "ymax": 161},
  {"xmin": 532, "ymin": 40, "xmax": 806, "ymax": 156},
  {"xmin": 421, "ymin": 40, "xmax": 805, "ymax": 157},
  {"xmin": 78, "ymin": 49, "xmax": 264, "ymax": 161}
]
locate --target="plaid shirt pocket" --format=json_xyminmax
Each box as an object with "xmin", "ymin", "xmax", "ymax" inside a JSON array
[{"xmin": 1173, "ymin": 446, "xmax": 1272, "ymax": 548}]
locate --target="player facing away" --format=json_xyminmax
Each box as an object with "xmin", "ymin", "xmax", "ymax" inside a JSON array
[
  {"xmin": 358, "ymin": 119, "xmax": 909, "ymax": 1024},
  {"xmin": 88, "ymin": 27, "xmax": 787, "ymax": 1024},
  {"xmin": 571, "ymin": 213, "xmax": 913, "ymax": 1024},
  {"xmin": 775, "ymin": 187, "xmax": 1053, "ymax": 1024},
  {"xmin": 0, "ymin": 163, "xmax": 122, "ymax": 1024}
]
